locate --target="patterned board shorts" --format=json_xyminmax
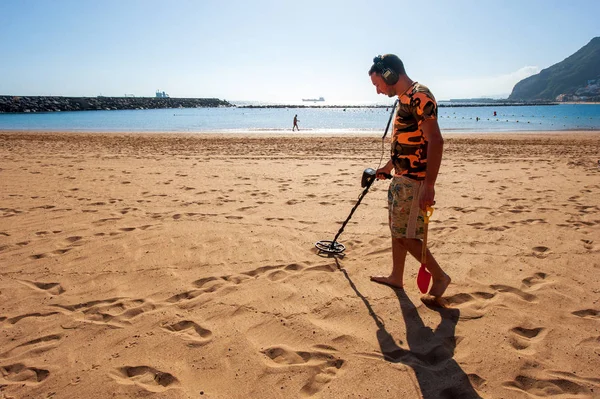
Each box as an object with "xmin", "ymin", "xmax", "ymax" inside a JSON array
[{"xmin": 388, "ymin": 176, "xmax": 425, "ymax": 239}]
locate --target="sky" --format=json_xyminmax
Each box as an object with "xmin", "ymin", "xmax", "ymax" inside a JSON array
[{"xmin": 0, "ymin": 0, "xmax": 598, "ymax": 103}]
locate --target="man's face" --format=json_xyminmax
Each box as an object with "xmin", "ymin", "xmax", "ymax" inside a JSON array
[{"xmin": 370, "ymin": 73, "xmax": 395, "ymax": 97}]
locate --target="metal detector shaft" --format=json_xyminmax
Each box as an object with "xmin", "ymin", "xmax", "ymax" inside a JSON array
[
  {"xmin": 329, "ymin": 175, "xmax": 376, "ymax": 246},
  {"xmin": 382, "ymin": 99, "xmax": 398, "ymax": 140}
]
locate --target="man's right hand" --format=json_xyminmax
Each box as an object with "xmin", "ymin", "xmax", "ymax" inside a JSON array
[{"xmin": 376, "ymin": 168, "xmax": 393, "ymax": 180}]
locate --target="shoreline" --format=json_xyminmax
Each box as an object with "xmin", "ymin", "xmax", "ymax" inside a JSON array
[
  {"xmin": 2, "ymin": 129, "xmax": 600, "ymax": 138},
  {"xmin": 1, "ymin": 128, "xmax": 600, "ymax": 137}
]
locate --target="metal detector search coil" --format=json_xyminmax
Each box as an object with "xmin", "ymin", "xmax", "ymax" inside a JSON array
[{"xmin": 315, "ymin": 240, "xmax": 346, "ymax": 254}]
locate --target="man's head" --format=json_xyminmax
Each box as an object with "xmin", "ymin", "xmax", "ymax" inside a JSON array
[{"xmin": 369, "ymin": 54, "xmax": 406, "ymax": 97}]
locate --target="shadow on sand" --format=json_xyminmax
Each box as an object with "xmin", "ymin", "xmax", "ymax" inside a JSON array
[{"xmin": 335, "ymin": 260, "xmax": 482, "ymax": 399}]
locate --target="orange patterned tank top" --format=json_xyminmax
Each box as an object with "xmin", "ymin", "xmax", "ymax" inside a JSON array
[{"xmin": 391, "ymin": 82, "xmax": 437, "ymax": 181}]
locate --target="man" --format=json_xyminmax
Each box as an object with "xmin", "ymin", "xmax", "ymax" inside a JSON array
[
  {"xmin": 293, "ymin": 114, "xmax": 300, "ymax": 131},
  {"xmin": 368, "ymin": 54, "xmax": 451, "ymax": 298}
]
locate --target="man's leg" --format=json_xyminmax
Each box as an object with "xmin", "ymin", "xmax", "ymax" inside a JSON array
[
  {"xmin": 396, "ymin": 238, "xmax": 451, "ymax": 297},
  {"xmin": 370, "ymin": 237, "xmax": 409, "ymax": 288},
  {"xmin": 372, "ymin": 238, "xmax": 451, "ymax": 296}
]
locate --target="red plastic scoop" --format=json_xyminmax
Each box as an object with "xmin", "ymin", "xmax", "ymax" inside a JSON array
[{"xmin": 417, "ymin": 207, "xmax": 434, "ymax": 294}]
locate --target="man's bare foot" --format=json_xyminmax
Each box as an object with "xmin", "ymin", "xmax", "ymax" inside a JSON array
[
  {"xmin": 370, "ymin": 275, "xmax": 404, "ymax": 290},
  {"xmin": 428, "ymin": 273, "xmax": 451, "ymax": 297}
]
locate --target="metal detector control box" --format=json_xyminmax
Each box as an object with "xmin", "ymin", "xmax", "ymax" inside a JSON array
[{"xmin": 361, "ymin": 168, "xmax": 376, "ymax": 188}]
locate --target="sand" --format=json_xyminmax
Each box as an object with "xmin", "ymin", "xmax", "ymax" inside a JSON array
[{"xmin": 1, "ymin": 131, "xmax": 599, "ymax": 399}]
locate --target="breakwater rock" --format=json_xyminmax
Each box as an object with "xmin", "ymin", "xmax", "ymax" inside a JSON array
[{"xmin": 0, "ymin": 96, "xmax": 232, "ymax": 113}]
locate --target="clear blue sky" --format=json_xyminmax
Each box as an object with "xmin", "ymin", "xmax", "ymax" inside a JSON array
[{"xmin": 1, "ymin": 0, "xmax": 598, "ymax": 102}]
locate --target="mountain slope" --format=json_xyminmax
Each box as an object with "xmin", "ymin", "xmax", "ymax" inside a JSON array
[{"xmin": 508, "ymin": 37, "xmax": 600, "ymax": 101}]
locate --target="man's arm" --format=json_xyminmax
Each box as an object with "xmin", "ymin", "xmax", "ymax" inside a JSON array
[
  {"xmin": 376, "ymin": 159, "xmax": 394, "ymax": 179},
  {"xmin": 420, "ymin": 118, "xmax": 444, "ymax": 210}
]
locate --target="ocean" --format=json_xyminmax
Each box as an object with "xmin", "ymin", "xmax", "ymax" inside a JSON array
[{"xmin": 0, "ymin": 103, "xmax": 599, "ymax": 134}]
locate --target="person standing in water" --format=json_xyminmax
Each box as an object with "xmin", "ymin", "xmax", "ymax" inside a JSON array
[
  {"xmin": 292, "ymin": 114, "xmax": 300, "ymax": 131},
  {"xmin": 368, "ymin": 54, "xmax": 451, "ymax": 299}
]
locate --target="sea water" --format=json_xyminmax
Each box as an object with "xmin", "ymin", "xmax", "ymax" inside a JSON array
[{"xmin": 0, "ymin": 103, "xmax": 598, "ymax": 133}]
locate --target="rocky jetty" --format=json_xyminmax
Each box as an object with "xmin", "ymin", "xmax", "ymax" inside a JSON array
[{"xmin": 0, "ymin": 96, "xmax": 232, "ymax": 113}]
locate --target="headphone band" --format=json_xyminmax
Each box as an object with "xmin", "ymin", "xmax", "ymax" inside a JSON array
[
  {"xmin": 373, "ymin": 55, "xmax": 399, "ymax": 85},
  {"xmin": 373, "ymin": 55, "xmax": 385, "ymax": 72}
]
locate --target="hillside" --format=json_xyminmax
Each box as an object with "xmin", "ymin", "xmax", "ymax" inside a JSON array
[{"xmin": 508, "ymin": 37, "xmax": 600, "ymax": 101}]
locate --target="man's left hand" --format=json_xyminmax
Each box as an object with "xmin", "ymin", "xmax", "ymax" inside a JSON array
[{"xmin": 419, "ymin": 185, "xmax": 436, "ymax": 211}]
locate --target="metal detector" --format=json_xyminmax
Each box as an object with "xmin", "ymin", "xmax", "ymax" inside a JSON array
[{"xmin": 315, "ymin": 100, "xmax": 398, "ymax": 255}]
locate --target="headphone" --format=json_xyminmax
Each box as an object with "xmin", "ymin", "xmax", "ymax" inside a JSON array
[{"xmin": 373, "ymin": 55, "xmax": 399, "ymax": 86}]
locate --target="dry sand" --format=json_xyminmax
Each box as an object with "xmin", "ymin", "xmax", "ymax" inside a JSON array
[{"xmin": 1, "ymin": 131, "xmax": 599, "ymax": 399}]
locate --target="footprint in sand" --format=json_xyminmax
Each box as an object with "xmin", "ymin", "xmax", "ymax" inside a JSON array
[
  {"xmin": 521, "ymin": 272, "xmax": 550, "ymax": 290},
  {"xmin": 94, "ymin": 217, "xmax": 122, "ymax": 224},
  {"xmin": 161, "ymin": 320, "xmax": 213, "ymax": 346},
  {"xmin": 165, "ymin": 277, "xmax": 228, "ymax": 303},
  {"xmin": 581, "ymin": 239, "xmax": 598, "ymax": 251},
  {"xmin": 447, "ymin": 272, "xmax": 551, "ymax": 320},
  {"xmin": 266, "ymin": 264, "xmax": 311, "ymax": 281},
  {"xmin": 489, "ymin": 284, "xmax": 537, "ymax": 302},
  {"xmin": 467, "ymin": 222, "xmax": 487, "ymax": 229},
  {"xmin": 0, "ymin": 334, "xmax": 62, "ymax": 359},
  {"xmin": 531, "ymin": 246, "xmax": 551, "ymax": 258},
  {"xmin": 0, "ymin": 363, "xmax": 49, "ymax": 386},
  {"xmin": 572, "ymin": 309, "xmax": 600, "ymax": 319},
  {"xmin": 485, "ymin": 225, "xmax": 510, "ymax": 231},
  {"xmin": 298, "ymin": 220, "xmax": 318, "ymax": 225},
  {"xmin": 508, "ymin": 326, "xmax": 547, "ymax": 353},
  {"xmin": 164, "ymin": 262, "xmax": 334, "ymax": 305},
  {"xmin": 65, "ymin": 236, "xmax": 83, "ymax": 244},
  {"xmin": 5, "ymin": 312, "xmax": 60, "ymax": 325},
  {"xmin": 577, "ymin": 335, "xmax": 600, "ymax": 348},
  {"xmin": 502, "ymin": 373, "xmax": 595, "ymax": 397},
  {"xmin": 20, "ymin": 280, "xmax": 65, "ymax": 295},
  {"xmin": 262, "ymin": 345, "xmax": 344, "ymax": 397},
  {"xmin": 110, "ymin": 366, "xmax": 179, "ymax": 393},
  {"xmin": 249, "ymin": 264, "xmax": 333, "ymax": 281},
  {"xmin": 508, "ymin": 218, "xmax": 547, "ymax": 226},
  {"xmin": 237, "ymin": 206, "xmax": 258, "ymax": 212},
  {"xmin": 53, "ymin": 298, "xmax": 156, "ymax": 327},
  {"xmin": 443, "ymin": 291, "xmax": 496, "ymax": 320},
  {"xmin": 491, "ymin": 271, "xmax": 552, "ymax": 302}
]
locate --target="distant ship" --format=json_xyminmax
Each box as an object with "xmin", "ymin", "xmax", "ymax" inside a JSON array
[{"xmin": 302, "ymin": 96, "xmax": 325, "ymax": 102}]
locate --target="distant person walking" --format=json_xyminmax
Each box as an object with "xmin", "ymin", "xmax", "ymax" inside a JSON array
[{"xmin": 292, "ymin": 114, "xmax": 300, "ymax": 131}]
